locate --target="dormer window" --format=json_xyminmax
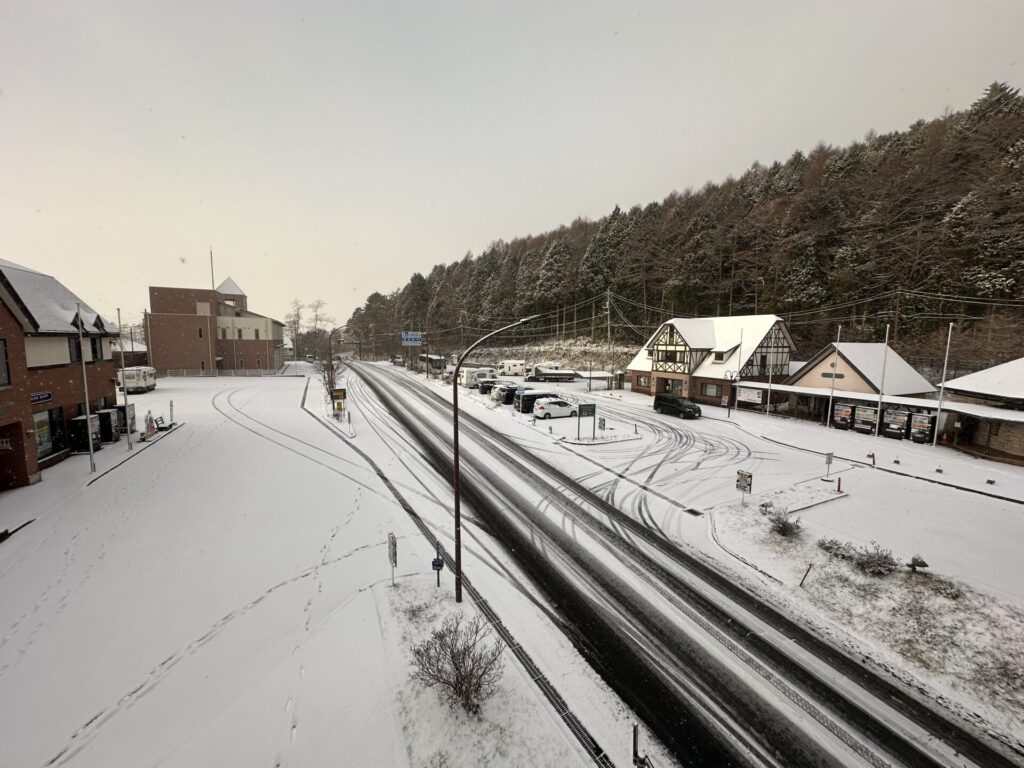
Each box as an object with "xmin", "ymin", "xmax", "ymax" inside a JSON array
[{"xmin": 713, "ymin": 351, "xmax": 726, "ymax": 363}]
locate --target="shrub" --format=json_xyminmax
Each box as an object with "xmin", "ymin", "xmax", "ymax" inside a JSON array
[
  {"xmin": 818, "ymin": 537, "xmax": 857, "ymax": 560},
  {"xmin": 411, "ymin": 614, "xmax": 505, "ymax": 716},
  {"xmin": 854, "ymin": 543, "xmax": 899, "ymax": 576},
  {"xmin": 767, "ymin": 507, "xmax": 802, "ymax": 537}
]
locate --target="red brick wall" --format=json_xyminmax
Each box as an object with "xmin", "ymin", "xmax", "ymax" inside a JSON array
[
  {"xmin": 149, "ymin": 286, "xmax": 217, "ymax": 315},
  {"xmin": 215, "ymin": 338, "xmax": 278, "ymax": 369},
  {"xmin": 0, "ymin": 302, "xmax": 34, "ymax": 489},
  {"xmin": 147, "ymin": 314, "xmax": 217, "ymax": 372}
]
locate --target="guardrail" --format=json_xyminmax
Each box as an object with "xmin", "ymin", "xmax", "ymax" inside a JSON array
[{"xmin": 157, "ymin": 369, "xmax": 282, "ymax": 378}]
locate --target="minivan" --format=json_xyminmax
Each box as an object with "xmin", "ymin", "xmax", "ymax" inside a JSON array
[
  {"xmin": 653, "ymin": 394, "xmax": 702, "ymax": 419},
  {"xmin": 513, "ymin": 390, "xmax": 558, "ymax": 413}
]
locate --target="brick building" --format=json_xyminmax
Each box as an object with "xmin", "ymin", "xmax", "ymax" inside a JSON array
[
  {"xmin": 145, "ymin": 278, "xmax": 285, "ymax": 373},
  {"xmin": 626, "ymin": 315, "xmax": 795, "ymax": 406},
  {"xmin": 0, "ymin": 259, "xmax": 119, "ymax": 491}
]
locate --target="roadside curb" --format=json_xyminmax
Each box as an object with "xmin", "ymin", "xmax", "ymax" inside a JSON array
[{"xmin": 85, "ymin": 423, "xmax": 186, "ymax": 487}]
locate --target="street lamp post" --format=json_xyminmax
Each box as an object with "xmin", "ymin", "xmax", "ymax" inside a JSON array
[{"xmin": 452, "ymin": 314, "xmax": 541, "ymax": 603}]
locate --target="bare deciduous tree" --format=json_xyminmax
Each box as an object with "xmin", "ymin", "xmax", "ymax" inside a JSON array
[{"xmin": 411, "ymin": 614, "xmax": 505, "ymax": 716}]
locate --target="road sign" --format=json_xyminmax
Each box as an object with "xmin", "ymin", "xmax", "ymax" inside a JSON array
[
  {"xmin": 432, "ymin": 558, "xmax": 444, "ymax": 572},
  {"xmin": 332, "ymin": 387, "xmax": 346, "ymax": 400},
  {"xmin": 825, "ymin": 452, "xmax": 833, "ymax": 466},
  {"xmin": 578, "ymin": 403, "xmax": 596, "ymax": 418},
  {"xmin": 401, "ymin": 331, "xmax": 423, "ymax": 347},
  {"xmin": 598, "ymin": 417, "xmax": 606, "ymax": 431},
  {"xmin": 388, "ymin": 532, "xmax": 397, "ymax": 567},
  {"xmin": 736, "ymin": 470, "xmax": 753, "ymax": 493}
]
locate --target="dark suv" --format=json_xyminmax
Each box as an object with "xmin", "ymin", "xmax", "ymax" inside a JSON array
[{"xmin": 653, "ymin": 394, "xmax": 702, "ymax": 419}]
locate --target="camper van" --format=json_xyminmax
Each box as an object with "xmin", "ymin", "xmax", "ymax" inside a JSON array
[
  {"xmin": 496, "ymin": 359, "xmax": 525, "ymax": 377},
  {"xmin": 117, "ymin": 366, "xmax": 157, "ymax": 394},
  {"xmin": 459, "ymin": 367, "xmax": 497, "ymax": 388}
]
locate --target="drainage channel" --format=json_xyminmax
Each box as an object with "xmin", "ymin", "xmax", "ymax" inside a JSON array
[{"xmin": 299, "ymin": 379, "xmax": 616, "ymax": 768}]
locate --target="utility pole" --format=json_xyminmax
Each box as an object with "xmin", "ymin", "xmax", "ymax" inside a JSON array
[
  {"xmin": 606, "ymin": 289, "xmax": 612, "ymax": 372},
  {"xmin": 933, "ymin": 322, "xmax": 954, "ymax": 447},
  {"xmin": 116, "ymin": 308, "xmax": 133, "ymax": 451},
  {"xmin": 825, "ymin": 325, "xmax": 842, "ymax": 428},
  {"xmin": 874, "ymin": 324, "xmax": 890, "ymax": 437},
  {"xmin": 77, "ymin": 303, "xmax": 96, "ymax": 473}
]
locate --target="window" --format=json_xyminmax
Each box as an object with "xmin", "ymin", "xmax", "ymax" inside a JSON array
[
  {"xmin": 200, "ymin": 360, "xmax": 205, "ymax": 372},
  {"xmin": 237, "ymin": 357, "xmax": 244, "ymax": 369},
  {"xmin": 254, "ymin": 329, "xmax": 260, "ymax": 340},
  {"xmin": 90, "ymin": 337, "xmax": 102, "ymax": 361},
  {"xmin": 237, "ymin": 329, "xmax": 243, "ymax": 340},
  {"xmin": 76, "ymin": 402, "xmax": 86, "ymax": 416},
  {"xmin": 220, "ymin": 328, "xmax": 227, "ymax": 339},
  {"xmin": 68, "ymin": 337, "xmax": 82, "ymax": 363},
  {"xmin": 256, "ymin": 357, "xmax": 262, "ymax": 369},
  {"xmin": 700, "ymin": 382, "xmax": 723, "ymax": 397},
  {"xmin": 637, "ymin": 375, "xmax": 650, "ymax": 387},
  {"xmin": 198, "ymin": 326, "xmax": 204, "ymax": 339},
  {"xmin": 0, "ymin": 339, "xmax": 9, "ymax": 387},
  {"xmin": 713, "ymin": 351, "xmax": 725, "ymax": 363}
]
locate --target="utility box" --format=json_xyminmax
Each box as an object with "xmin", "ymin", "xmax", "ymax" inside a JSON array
[
  {"xmin": 116, "ymin": 403, "xmax": 136, "ymax": 434},
  {"xmin": 69, "ymin": 414, "xmax": 102, "ymax": 453},
  {"xmin": 97, "ymin": 409, "xmax": 121, "ymax": 443}
]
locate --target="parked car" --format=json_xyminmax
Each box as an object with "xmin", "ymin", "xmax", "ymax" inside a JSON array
[
  {"xmin": 533, "ymin": 398, "xmax": 577, "ymax": 419},
  {"xmin": 513, "ymin": 390, "xmax": 558, "ymax": 413},
  {"xmin": 479, "ymin": 379, "xmax": 515, "ymax": 395},
  {"xmin": 653, "ymin": 393, "xmax": 702, "ymax": 419},
  {"xmin": 492, "ymin": 383, "xmax": 521, "ymax": 403}
]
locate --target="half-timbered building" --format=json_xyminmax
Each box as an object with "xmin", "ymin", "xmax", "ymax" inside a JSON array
[{"xmin": 626, "ymin": 315, "xmax": 795, "ymax": 406}]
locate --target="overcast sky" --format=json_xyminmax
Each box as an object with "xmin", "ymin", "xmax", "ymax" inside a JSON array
[{"xmin": 1, "ymin": 1, "xmax": 1020, "ymax": 329}]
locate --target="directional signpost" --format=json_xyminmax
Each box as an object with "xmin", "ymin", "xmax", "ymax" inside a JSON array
[
  {"xmin": 401, "ymin": 331, "xmax": 422, "ymax": 347},
  {"xmin": 736, "ymin": 469, "xmax": 752, "ymax": 505},
  {"xmin": 387, "ymin": 532, "xmax": 397, "ymax": 586},
  {"xmin": 577, "ymin": 403, "xmax": 596, "ymax": 440}
]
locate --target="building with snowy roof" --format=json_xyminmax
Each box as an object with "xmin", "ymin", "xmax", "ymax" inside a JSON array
[
  {"xmin": 941, "ymin": 357, "xmax": 1024, "ymax": 460},
  {"xmin": 626, "ymin": 314, "xmax": 795, "ymax": 405},
  {"xmin": 0, "ymin": 258, "xmax": 120, "ymax": 490},
  {"xmin": 146, "ymin": 278, "xmax": 285, "ymax": 373}
]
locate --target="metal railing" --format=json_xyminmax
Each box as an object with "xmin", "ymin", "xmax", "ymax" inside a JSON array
[{"xmin": 157, "ymin": 368, "xmax": 283, "ymax": 378}]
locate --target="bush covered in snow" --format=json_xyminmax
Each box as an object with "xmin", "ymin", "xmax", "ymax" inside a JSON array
[
  {"xmin": 854, "ymin": 542, "xmax": 900, "ymax": 576},
  {"xmin": 411, "ymin": 614, "xmax": 506, "ymax": 716},
  {"xmin": 818, "ymin": 537, "xmax": 857, "ymax": 560},
  {"xmin": 766, "ymin": 506, "xmax": 802, "ymax": 537}
]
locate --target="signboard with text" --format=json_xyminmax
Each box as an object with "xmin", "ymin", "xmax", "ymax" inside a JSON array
[
  {"xmin": 736, "ymin": 386, "xmax": 762, "ymax": 405},
  {"xmin": 736, "ymin": 470, "xmax": 753, "ymax": 493},
  {"xmin": 578, "ymin": 403, "xmax": 596, "ymax": 418},
  {"xmin": 401, "ymin": 331, "xmax": 423, "ymax": 347}
]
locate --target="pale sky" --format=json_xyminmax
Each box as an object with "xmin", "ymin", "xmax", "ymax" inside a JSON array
[{"xmin": 1, "ymin": 1, "xmax": 1020, "ymax": 329}]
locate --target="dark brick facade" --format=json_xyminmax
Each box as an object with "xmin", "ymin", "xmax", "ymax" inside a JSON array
[{"xmin": 0, "ymin": 299, "xmax": 118, "ymax": 491}]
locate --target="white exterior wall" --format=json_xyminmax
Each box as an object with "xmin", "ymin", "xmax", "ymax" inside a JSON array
[
  {"xmin": 25, "ymin": 337, "xmax": 70, "ymax": 367},
  {"xmin": 217, "ymin": 316, "xmax": 273, "ymax": 340}
]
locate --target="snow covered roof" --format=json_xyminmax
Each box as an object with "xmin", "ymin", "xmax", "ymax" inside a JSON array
[
  {"xmin": 942, "ymin": 357, "xmax": 1024, "ymax": 401},
  {"xmin": 740, "ymin": 381, "xmax": 1024, "ymax": 424},
  {"xmin": 628, "ymin": 314, "xmax": 791, "ymax": 376},
  {"xmin": 0, "ymin": 258, "xmax": 118, "ymax": 335},
  {"xmin": 112, "ymin": 339, "xmax": 148, "ymax": 352},
  {"xmin": 789, "ymin": 343, "xmax": 935, "ymax": 396},
  {"xmin": 216, "ymin": 277, "xmax": 245, "ymax": 296}
]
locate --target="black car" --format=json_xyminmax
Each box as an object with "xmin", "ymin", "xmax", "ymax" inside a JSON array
[
  {"xmin": 513, "ymin": 390, "xmax": 558, "ymax": 413},
  {"xmin": 653, "ymin": 394, "xmax": 702, "ymax": 419}
]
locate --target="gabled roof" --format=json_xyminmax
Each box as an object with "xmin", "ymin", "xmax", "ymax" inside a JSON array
[
  {"xmin": 216, "ymin": 277, "xmax": 245, "ymax": 296},
  {"xmin": 628, "ymin": 314, "xmax": 792, "ymax": 376},
  {"xmin": 0, "ymin": 258, "xmax": 117, "ymax": 335},
  {"xmin": 942, "ymin": 357, "xmax": 1024, "ymax": 400},
  {"xmin": 788, "ymin": 342, "xmax": 935, "ymax": 396}
]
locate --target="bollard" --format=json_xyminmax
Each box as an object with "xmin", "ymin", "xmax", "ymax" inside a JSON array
[
  {"xmin": 799, "ymin": 563, "xmax": 814, "ymax": 588},
  {"xmin": 634, "ymin": 423, "xmax": 638, "ymax": 435},
  {"xmin": 935, "ymin": 466, "xmax": 943, "ymax": 474},
  {"xmin": 836, "ymin": 477, "xmax": 842, "ymax": 493}
]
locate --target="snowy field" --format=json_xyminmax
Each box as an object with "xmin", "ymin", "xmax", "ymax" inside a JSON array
[
  {"xmin": 0, "ymin": 373, "xmax": 616, "ymax": 768},
  {"xmin": 4, "ymin": 365, "xmax": 1024, "ymax": 765}
]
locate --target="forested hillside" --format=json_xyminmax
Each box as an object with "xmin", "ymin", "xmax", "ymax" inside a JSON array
[{"xmin": 345, "ymin": 83, "xmax": 1024, "ymax": 371}]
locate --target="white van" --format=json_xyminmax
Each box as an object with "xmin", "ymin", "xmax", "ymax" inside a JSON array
[
  {"xmin": 457, "ymin": 367, "xmax": 478, "ymax": 388},
  {"xmin": 117, "ymin": 366, "xmax": 157, "ymax": 393},
  {"xmin": 496, "ymin": 359, "xmax": 525, "ymax": 377},
  {"xmin": 469, "ymin": 368, "xmax": 496, "ymax": 388}
]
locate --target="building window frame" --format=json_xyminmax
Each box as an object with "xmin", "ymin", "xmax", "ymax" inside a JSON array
[
  {"xmin": 700, "ymin": 382, "xmax": 723, "ymax": 398},
  {"xmin": 68, "ymin": 337, "xmax": 82, "ymax": 363},
  {"xmin": 237, "ymin": 328, "xmax": 243, "ymax": 340},
  {"xmin": 198, "ymin": 326, "xmax": 204, "ymax": 339},
  {"xmin": 90, "ymin": 337, "xmax": 102, "ymax": 361},
  {"xmin": 0, "ymin": 338, "xmax": 9, "ymax": 387}
]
